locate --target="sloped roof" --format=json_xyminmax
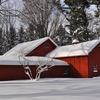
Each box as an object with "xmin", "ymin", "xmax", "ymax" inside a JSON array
[
  {"xmin": 0, "ymin": 56, "xmax": 68, "ymax": 66},
  {"xmin": 47, "ymin": 39, "xmax": 100, "ymax": 58},
  {"xmin": 3, "ymin": 37, "xmax": 57, "ymax": 57}
]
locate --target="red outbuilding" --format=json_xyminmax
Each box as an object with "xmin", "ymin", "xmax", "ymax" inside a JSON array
[
  {"xmin": 1, "ymin": 37, "xmax": 100, "ymax": 80},
  {"xmin": 0, "ymin": 37, "xmax": 69, "ymax": 81},
  {"xmin": 0, "ymin": 56, "xmax": 69, "ymax": 81},
  {"xmin": 4, "ymin": 37, "xmax": 57, "ymax": 57},
  {"xmin": 47, "ymin": 39, "xmax": 100, "ymax": 78}
]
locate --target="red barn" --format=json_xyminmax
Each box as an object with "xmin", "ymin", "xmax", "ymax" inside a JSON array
[
  {"xmin": 47, "ymin": 39, "xmax": 100, "ymax": 78},
  {"xmin": 3, "ymin": 37, "xmax": 57, "ymax": 57},
  {"xmin": 0, "ymin": 37, "xmax": 69, "ymax": 81},
  {"xmin": 1, "ymin": 37, "xmax": 100, "ymax": 80},
  {"xmin": 0, "ymin": 56, "xmax": 69, "ymax": 81}
]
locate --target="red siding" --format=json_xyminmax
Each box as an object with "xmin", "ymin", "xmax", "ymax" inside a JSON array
[
  {"xmin": 88, "ymin": 43, "xmax": 100, "ymax": 77},
  {"xmin": 27, "ymin": 39, "xmax": 56, "ymax": 56},
  {"xmin": 57, "ymin": 56, "xmax": 89, "ymax": 78},
  {"xmin": 0, "ymin": 66, "xmax": 30, "ymax": 81},
  {"xmin": 0, "ymin": 65, "xmax": 69, "ymax": 81},
  {"xmin": 41, "ymin": 66, "xmax": 70, "ymax": 78}
]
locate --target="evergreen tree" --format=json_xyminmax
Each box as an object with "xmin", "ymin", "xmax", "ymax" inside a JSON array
[
  {"xmin": 27, "ymin": 24, "xmax": 37, "ymax": 41},
  {"xmin": 9, "ymin": 25, "xmax": 17, "ymax": 49},
  {"xmin": 18, "ymin": 25, "xmax": 26, "ymax": 43},
  {"xmin": 63, "ymin": 0, "xmax": 90, "ymax": 42},
  {"xmin": 0, "ymin": 28, "xmax": 3, "ymax": 54},
  {"xmin": 63, "ymin": 0, "xmax": 100, "ymax": 41},
  {"xmin": 3, "ymin": 25, "xmax": 16, "ymax": 51},
  {"xmin": 53, "ymin": 25, "xmax": 71, "ymax": 45},
  {"xmin": 2, "ymin": 27, "xmax": 10, "ymax": 53}
]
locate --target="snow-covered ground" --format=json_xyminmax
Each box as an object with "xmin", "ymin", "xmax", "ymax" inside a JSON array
[{"xmin": 0, "ymin": 78, "xmax": 100, "ymax": 100}]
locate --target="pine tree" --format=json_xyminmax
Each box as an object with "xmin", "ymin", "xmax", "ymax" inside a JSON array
[
  {"xmin": 64, "ymin": 0, "xmax": 100, "ymax": 41},
  {"xmin": 53, "ymin": 25, "xmax": 71, "ymax": 45},
  {"xmin": 63, "ymin": 0, "xmax": 90, "ymax": 42},
  {"xmin": 18, "ymin": 25, "xmax": 26, "ymax": 43},
  {"xmin": 9, "ymin": 25, "xmax": 17, "ymax": 49},
  {"xmin": 0, "ymin": 28, "xmax": 3, "ymax": 54},
  {"xmin": 27, "ymin": 24, "xmax": 37, "ymax": 41}
]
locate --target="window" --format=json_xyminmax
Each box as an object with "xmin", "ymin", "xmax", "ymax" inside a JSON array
[{"xmin": 92, "ymin": 66, "xmax": 98, "ymax": 73}]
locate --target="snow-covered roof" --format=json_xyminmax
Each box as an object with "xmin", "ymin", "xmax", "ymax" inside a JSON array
[
  {"xmin": 47, "ymin": 39, "xmax": 100, "ymax": 58},
  {"xmin": 72, "ymin": 39, "xmax": 79, "ymax": 44},
  {"xmin": 0, "ymin": 56, "xmax": 68, "ymax": 66},
  {"xmin": 3, "ymin": 37, "xmax": 57, "ymax": 57}
]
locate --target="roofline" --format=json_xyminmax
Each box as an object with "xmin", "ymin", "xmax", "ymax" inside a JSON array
[
  {"xmin": 54, "ymin": 55, "xmax": 88, "ymax": 58},
  {"xmin": 0, "ymin": 56, "xmax": 68, "ymax": 66},
  {"xmin": 3, "ymin": 37, "xmax": 58, "ymax": 56},
  {"xmin": 58, "ymin": 39, "xmax": 100, "ymax": 49},
  {"xmin": 48, "ymin": 37, "xmax": 58, "ymax": 47},
  {"xmin": 47, "ymin": 39, "xmax": 100, "ymax": 58}
]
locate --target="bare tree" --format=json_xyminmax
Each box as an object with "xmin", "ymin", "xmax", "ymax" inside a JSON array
[
  {"xmin": 18, "ymin": 54, "xmax": 33, "ymax": 80},
  {"xmin": 18, "ymin": 50, "xmax": 55, "ymax": 81},
  {"xmin": 21, "ymin": 0, "xmax": 63, "ymax": 40},
  {"xmin": 35, "ymin": 57, "xmax": 54, "ymax": 81}
]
